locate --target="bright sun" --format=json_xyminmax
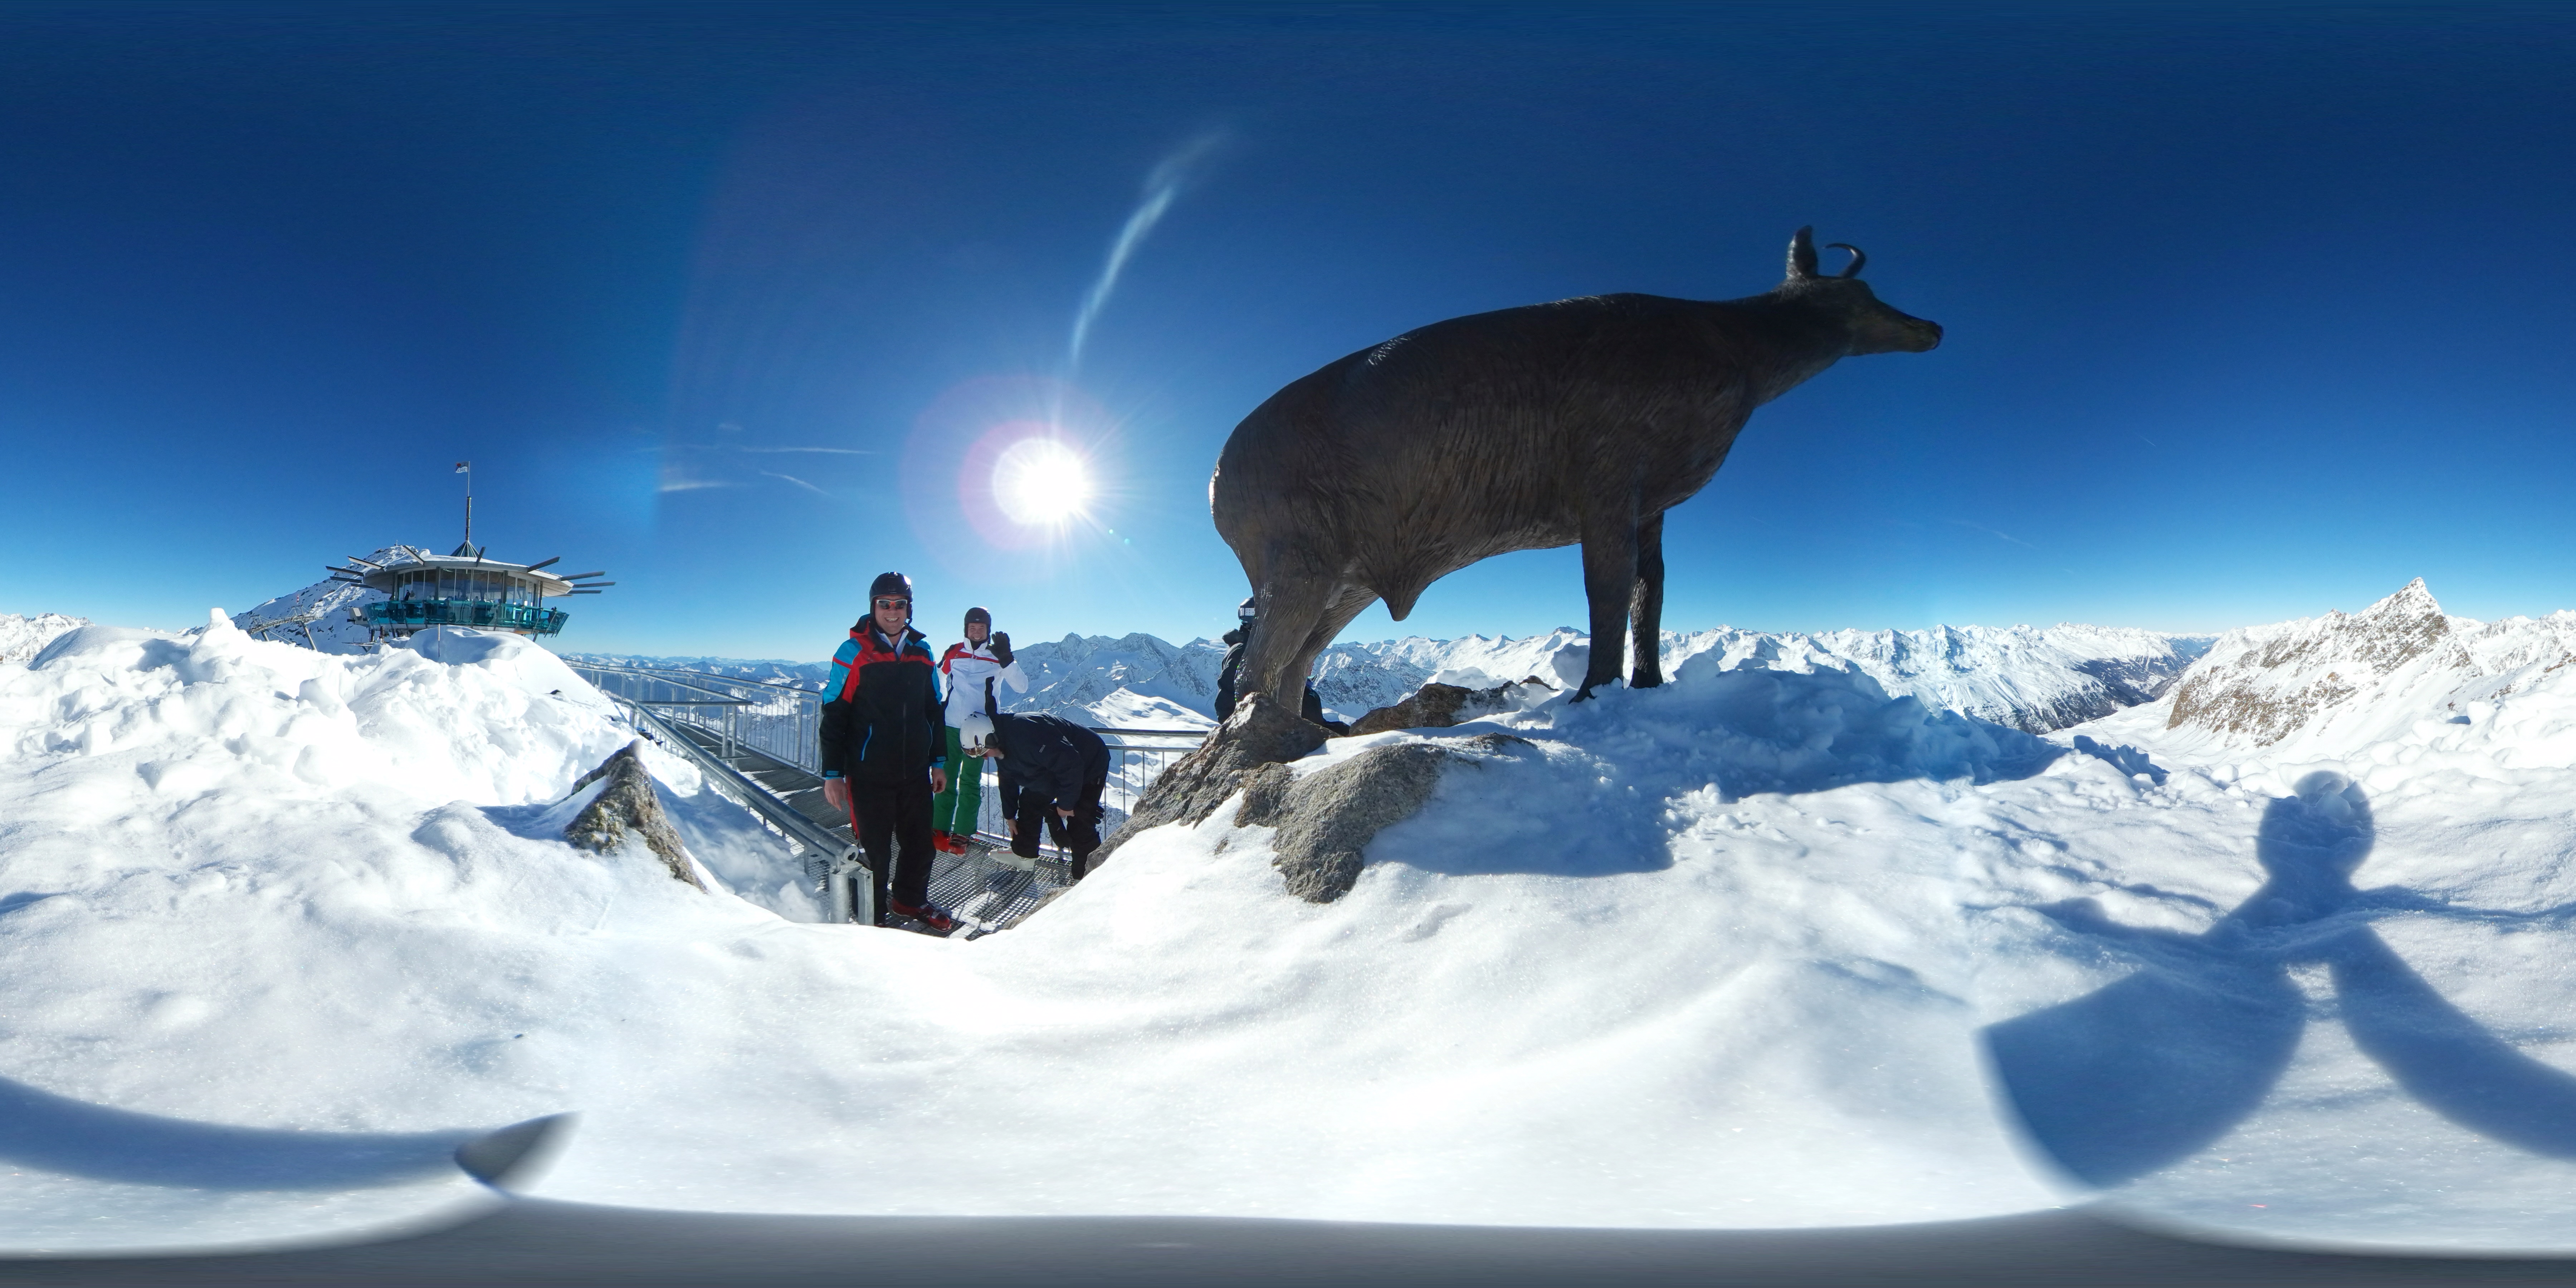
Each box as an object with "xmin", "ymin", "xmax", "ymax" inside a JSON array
[{"xmin": 991, "ymin": 436, "xmax": 1093, "ymax": 527}]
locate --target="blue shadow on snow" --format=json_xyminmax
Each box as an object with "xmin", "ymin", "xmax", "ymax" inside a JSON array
[
  {"xmin": 0, "ymin": 1077, "xmax": 570, "ymax": 1191},
  {"xmin": 1984, "ymin": 772, "xmax": 2576, "ymax": 1187}
]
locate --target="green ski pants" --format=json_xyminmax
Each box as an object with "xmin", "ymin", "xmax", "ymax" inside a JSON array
[{"xmin": 931, "ymin": 726, "xmax": 985, "ymax": 837}]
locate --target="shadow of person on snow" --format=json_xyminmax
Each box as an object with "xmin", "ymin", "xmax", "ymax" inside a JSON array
[
  {"xmin": 1983, "ymin": 771, "xmax": 2576, "ymax": 1188},
  {"xmin": 0, "ymin": 1076, "xmax": 570, "ymax": 1191}
]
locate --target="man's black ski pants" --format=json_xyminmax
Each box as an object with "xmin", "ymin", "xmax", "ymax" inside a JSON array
[
  {"xmin": 1012, "ymin": 761, "xmax": 1110, "ymax": 879},
  {"xmin": 849, "ymin": 775, "xmax": 935, "ymax": 918}
]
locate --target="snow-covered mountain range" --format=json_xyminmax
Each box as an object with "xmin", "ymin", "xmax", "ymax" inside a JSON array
[
  {"xmin": 574, "ymin": 621, "xmax": 2210, "ymax": 736},
  {"xmin": 0, "ymin": 613, "xmax": 87, "ymax": 665},
  {"xmin": 2155, "ymin": 577, "xmax": 2576, "ymax": 755},
  {"xmin": 232, "ymin": 551, "xmax": 2207, "ymax": 735}
]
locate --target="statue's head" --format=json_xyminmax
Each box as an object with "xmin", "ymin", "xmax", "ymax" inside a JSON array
[{"xmin": 1777, "ymin": 226, "xmax": 1944, "ymax": 356}]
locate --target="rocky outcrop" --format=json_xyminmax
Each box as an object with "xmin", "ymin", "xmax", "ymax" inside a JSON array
[
  {"xmin": 563, "ymin": 740, "xmax": 704, "ymax": 889},
  {"xmin": 1348, "ymin": 676, "xmax": 1553, "ymax": 736},
  {"xmin": 2166, "ymin": 579, "xmax": 2469, "ymax": 746},
  {"xmin": 1092, "ymin": 692, "xmax": 1328, "ymax": 866},
  {"xmin": 1233, "ymin": 741, "xmax": 1475, "ymax": 902}
]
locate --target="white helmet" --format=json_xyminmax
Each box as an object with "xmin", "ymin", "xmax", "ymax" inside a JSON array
[{"xmin": 960, "ymin": 710, "xmax": 995, "ymax": 753}]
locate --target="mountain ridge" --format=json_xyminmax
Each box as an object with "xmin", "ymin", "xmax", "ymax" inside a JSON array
[
  {"xmin": 0, "ymin": 613, "xmax": 89, "ymax": 665},
  {"xmin": 570, "ymin": 621, "xmax": 2213, "ymax": 736}
]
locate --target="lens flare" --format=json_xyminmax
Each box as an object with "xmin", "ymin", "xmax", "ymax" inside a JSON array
[
  {"xmin": 992, "ymin": 436, "xmax": 1093, "ymax": 527},
  {"xmin": 911, "ymin": 384, "xmax": 1120, "ymax": 562}
]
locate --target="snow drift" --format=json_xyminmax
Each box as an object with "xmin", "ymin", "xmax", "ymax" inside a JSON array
[
  {"xmin": 1, "ymin": 585, "xmax": 2570, "ymax": 1254},
  {"xmin": 0, "ymin": 615, "xmax": 816, "ymax": 1248}
]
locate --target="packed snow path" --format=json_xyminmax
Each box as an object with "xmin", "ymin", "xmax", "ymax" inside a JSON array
[{"xmin": 1, "ymin": 594, "xmax": 2571, "ymax": 1254}]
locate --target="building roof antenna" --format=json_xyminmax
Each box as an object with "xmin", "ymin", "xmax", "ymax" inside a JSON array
[{"xmin": 453, "ymin": 460, "xmax": 478, "ymax": 558}]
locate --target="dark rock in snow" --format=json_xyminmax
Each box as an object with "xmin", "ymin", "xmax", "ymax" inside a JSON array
[
  {"xmin": 1094, "ymin": 691, "xmax": 1327, "ymax": 866},
  {"xmin": 563, "ymin": 740, "xmax": 704, "ymax": 889},
  {"xmin": 1234, "ymin": 742, "xmax": 1465, "ymax": 903},
  {"xmin": 1348, "ymin": 675, "xmax": 1553, "ymax": 736}
]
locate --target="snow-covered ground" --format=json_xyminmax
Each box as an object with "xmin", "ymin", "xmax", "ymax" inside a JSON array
[
  {"xmin": 2, "ymin": 582, "xmax": 2570, "ymax": 1255},
  {"xmin": 2033, "ymin": 580, "xmax": 2576, "ymax": 1248}
]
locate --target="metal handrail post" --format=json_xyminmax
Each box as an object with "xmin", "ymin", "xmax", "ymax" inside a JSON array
[{"xmin": 821, "ymin": 845, "xmax": 873, "ymax": 927}]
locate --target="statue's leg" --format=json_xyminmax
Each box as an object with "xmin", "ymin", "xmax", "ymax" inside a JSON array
[
  {"xmin": 1628, "ymin": 511, "xmax": 1667, "ymax": 689},
  {"xmin": 1290, "ymin": 582, "xmax": 1381, "ymax": 716},
  {"xmin": 1574, "ymin": 514, "xmax": 1638, "ymax": 701},
  {"xmin": 1244, "ymin": 559, "xmax": 1335, "ymax": 710}
]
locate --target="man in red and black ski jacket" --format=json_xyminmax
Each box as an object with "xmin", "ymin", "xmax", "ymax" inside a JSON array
[{"xmin": 819, "ymin": 571, "xmax": 951, "ymax": 930}]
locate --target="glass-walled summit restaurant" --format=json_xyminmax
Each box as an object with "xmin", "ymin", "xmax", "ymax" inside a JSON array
[{"xmin": 346, "ymin": 543, "xmax": 608, "ymax": 643}]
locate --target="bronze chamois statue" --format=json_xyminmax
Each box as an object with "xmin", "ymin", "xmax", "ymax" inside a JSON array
[{"xmin": 1211, "ymin": 226, "xmax": 1942, "ymax": 708}]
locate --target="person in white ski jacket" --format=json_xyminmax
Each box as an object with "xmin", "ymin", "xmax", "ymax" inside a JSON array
[{"xmin": 931, "ymin": 606, "xmax": 1027, "ymax": 852}]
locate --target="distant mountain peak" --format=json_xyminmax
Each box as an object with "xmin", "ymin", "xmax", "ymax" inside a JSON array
[{"xmin": 2164, "ymin": 579, "xmax": 2574, "ymax": 750}]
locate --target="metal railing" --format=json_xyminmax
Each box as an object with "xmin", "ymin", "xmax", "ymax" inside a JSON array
[
  {"xmin": 1087, "ymin": 728, "xmax": 1208, "ymax": 836},
  {"xmin": 565, "ymin": 663, "xmax": 822, "ymax": 775}
]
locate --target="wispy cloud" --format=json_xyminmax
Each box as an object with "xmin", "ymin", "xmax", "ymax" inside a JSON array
[
  {"xmin": 1952, "ymin": 519, "xmax": 2038, "ymax": 549},
  {"xmin": 1068, "ymin": 130, "xmax": 1227, "ymax": 371},
  {"xmin": 664, "ymin": 434, "xmax": 868, "ymax": 497},
  {"xmin": 758, "ymin": 470, "xmax": 830, "ymax": 497},
  {"xmin": 658, "ymin": 475, "xmax": 745, "ymax": 494}
]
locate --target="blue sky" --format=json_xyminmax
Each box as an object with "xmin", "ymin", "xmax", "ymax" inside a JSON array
[{"xmin": 2, "ymin": 3, "xmax": 2571, "ymax": 660}]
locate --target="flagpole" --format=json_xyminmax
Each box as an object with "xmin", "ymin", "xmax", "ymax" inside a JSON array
[{"xmin": 456, "ymin": 461, "xmax": 474, "ymax": 551}]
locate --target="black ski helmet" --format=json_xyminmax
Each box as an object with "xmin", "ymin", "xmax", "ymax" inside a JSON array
[
  {"xmin": 963, "ymin": 606, "xmax": 992, "ymax": 630},
  {"xmin": 868, "ymin": 571, "xmax": 913, "ymax": 607}
]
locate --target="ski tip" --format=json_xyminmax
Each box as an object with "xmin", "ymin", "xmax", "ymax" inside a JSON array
[{"xmin": 454, "ymin": 1111, "xmax": 579, "ymax": 1191}]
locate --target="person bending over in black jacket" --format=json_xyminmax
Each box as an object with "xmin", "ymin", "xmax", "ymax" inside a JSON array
[
  {"xmin": 979, "ymin": 709, "xmax": 1111, "ymax": 880},
  {"xmin": 819, "ymin": 571, "xmax": 952, "ymax": 931}
]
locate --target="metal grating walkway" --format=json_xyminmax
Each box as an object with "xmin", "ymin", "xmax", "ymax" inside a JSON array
[{"xmin": 655, "ymin": 719, "xmax": 1078, "ymax": 940}]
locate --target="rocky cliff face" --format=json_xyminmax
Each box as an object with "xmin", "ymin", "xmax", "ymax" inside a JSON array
[{"xmin": 2163, "ymin": 579, "xmax": 2576, "ymax": 750}]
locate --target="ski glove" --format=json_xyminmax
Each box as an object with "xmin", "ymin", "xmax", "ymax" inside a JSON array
[{"xmin": 989, "ymin": 631, "xmax": 1013, "ymax": 666}]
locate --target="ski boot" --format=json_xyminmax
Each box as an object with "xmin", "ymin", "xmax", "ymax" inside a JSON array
[{"xmin": 888, "ymin": 899, "xmax": 957, "ymax": 934}]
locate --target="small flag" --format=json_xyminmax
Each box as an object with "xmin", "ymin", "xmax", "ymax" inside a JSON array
[{"xmin": 455, "ymin": 462, "xmax": 470, "ymax": 472}]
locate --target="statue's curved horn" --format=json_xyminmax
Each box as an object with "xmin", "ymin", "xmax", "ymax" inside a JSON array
[
  {"xmin": 1786, "ymin": 226, "xmax": 1818, "ymax": 279},
  {"xmin": 1827, "ymin": 242, "xmax": 1866, "ymax": 278}
]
